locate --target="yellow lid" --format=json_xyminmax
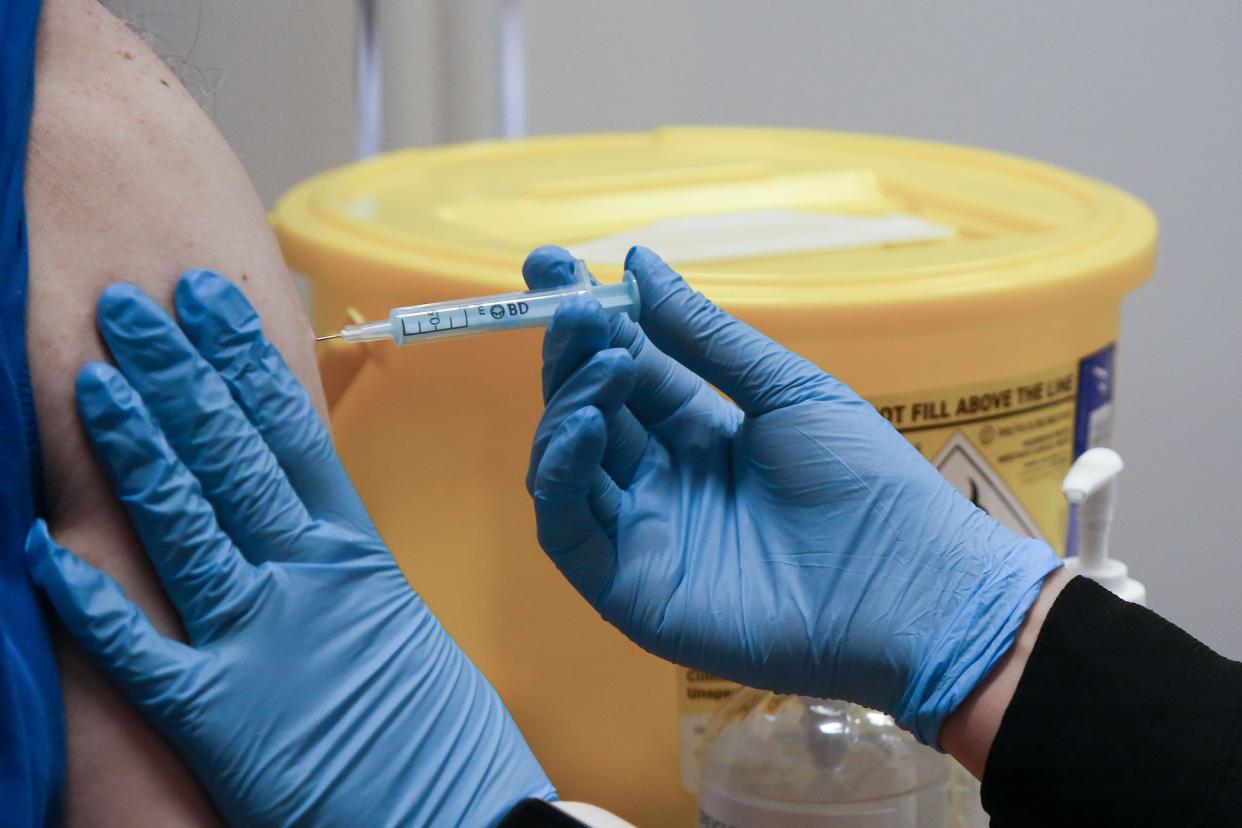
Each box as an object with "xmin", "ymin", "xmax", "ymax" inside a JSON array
[{"xmin": 273, "ymin": 127, "xmax": 1156, "ymax": 326}]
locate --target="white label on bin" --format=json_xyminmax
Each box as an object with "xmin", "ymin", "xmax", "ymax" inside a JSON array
[{"xmin": 566, "ymin": 209, "xmax": 953, "ymax": 264}]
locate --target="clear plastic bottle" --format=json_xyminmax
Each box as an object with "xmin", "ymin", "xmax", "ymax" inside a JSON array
[
  {"xmin": 697, "ymin": 689, "xmax": 949, "ymax": 827},
  {"xmin": 948, "ymin": 759, "xmax": 989, "ymax": 828}
]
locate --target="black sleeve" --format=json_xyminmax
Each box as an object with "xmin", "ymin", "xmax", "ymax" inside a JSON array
[
  {"xmin": 981, "ymin": 576, "xmax": 1242, "ymax": 827},
  {"xmin": 497, "ymin": 799, "xmax": 590, "ymax": 827}
]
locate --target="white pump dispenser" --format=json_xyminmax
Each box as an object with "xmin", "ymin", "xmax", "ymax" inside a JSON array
[{"xmin": 1062, "ymin": 448, "xmax": 1146, "ymax": 606}]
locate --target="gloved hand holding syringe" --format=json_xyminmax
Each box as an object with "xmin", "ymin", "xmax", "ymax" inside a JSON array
[{"xmin": 316, "ymin": 260, "xmax": 640, "ymax": 345}]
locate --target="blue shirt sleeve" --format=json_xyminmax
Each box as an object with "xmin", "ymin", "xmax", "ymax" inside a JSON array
[{"xmin": 1, "ymin": 0, "xmax": 67, "ymax": 824}]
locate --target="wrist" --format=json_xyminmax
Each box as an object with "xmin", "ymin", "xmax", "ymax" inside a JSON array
[
  {"xmin": 939, "ymin": 567, "xmax": 1074, "ymax": 777},
  {"xmin": 894, "ymin": 531, "xmax": 1063, "ymax": 747}
]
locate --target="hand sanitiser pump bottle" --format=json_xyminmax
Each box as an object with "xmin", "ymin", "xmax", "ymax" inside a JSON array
[
  {"xmin": 1060, "ymin": 448, "xmax": 1145, "ymax": 605},
  {"xmin": 948, "ymin": 446, "xmax": 1145, "ymax": 827}
]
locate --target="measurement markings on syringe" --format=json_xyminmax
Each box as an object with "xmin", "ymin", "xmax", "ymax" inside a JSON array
[
  {"xmin": 400, "ymin": 309, "xmax": 470, "ymax": 337},
  {"xmin": 399, "ymin": 300, "xmax": 534, "ymax": 338}
]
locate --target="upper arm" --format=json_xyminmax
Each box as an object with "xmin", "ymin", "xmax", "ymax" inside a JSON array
[{"xmin": 25, "ymin": 1, "xmax": 326, "ymax": 822}]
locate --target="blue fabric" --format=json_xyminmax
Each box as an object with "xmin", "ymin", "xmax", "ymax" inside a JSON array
[{"xmin": 1, "ymin": 0, "xmax": 67, "ymax": 824}]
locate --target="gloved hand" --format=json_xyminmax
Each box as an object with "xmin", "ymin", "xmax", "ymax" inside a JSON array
[
  {"xmin": 25, "ymin": 271, "xmax": 554, "ymax": 826},
  {"xmin": 524, "ymin": 246, "xmax": 1063, "ymax": 746}
]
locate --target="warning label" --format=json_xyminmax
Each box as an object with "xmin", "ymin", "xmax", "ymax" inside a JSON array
[
  {"xmin": 676, "ymin": 345, "xmax": 1117, "ymax": 791},
  {"xmin": 874, "ymin": 365, "xmax": 1084, "ymax": 548},
  {"xmin": 934, "ymin": 432, "xmax": 1042, "ymax": 538}
]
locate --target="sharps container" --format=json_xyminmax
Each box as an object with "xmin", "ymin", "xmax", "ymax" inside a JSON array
[{"xmin": 272, "ymin": 127, "xmax": 1156, "ymax": 827}]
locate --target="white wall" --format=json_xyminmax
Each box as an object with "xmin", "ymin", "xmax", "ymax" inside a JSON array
[{"xmin": 125, "ymin": 1, "xmax": 1240, "ymax": 658}]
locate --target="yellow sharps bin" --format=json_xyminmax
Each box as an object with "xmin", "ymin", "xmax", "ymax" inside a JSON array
[{"xmin": 273, "ymin": 127, "xmax": 1156, "ymax": 826}]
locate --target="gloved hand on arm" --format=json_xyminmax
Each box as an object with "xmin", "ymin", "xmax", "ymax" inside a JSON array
[
  {"xmin": 524, "ymin": 246, "xmax": 1063, "ymax": 747},
  {"xmin": 25, "ymin": 272, "xmax": 555, "ymax": 826}
]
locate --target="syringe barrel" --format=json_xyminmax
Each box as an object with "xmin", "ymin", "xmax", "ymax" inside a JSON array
[
  {"xmin": 386, "ymin": 273, "xmax": 640, "ymax": 346},
  {"xmin": 589, "ymin": 276, "xmax": 642, "ymax": 322},
  {"xmin": 339, "ymin": 319, "xmax": 393, "ymax": 344}
]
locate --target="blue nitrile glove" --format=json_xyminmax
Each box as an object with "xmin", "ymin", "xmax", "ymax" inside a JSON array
[
  {"xmin": 25, "ymin": 271, "xmax": 554, "ymax": 826},
  {"xmin": 524, "ymin": 246, "xmax": 1063, "ymax": 747}
]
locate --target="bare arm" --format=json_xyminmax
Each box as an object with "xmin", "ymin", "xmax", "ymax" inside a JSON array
[
  {"xmin": 939, "ymin": 567, "xmax": 1074, "ymax": 777},
  {"xmin": 26, "ymin": 0, "xmax": 326, "ymax": 823}
]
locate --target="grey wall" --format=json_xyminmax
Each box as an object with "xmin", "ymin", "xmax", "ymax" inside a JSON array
[
  {"xmin": 110, "ymin": 0, "xmax": 509, "ymax": 206},
  {"xmin": 125, "ymin": 1, "xmax": 1240, "ymax": 657},
  {"xmin": 104, "ymin": 0, "xmax": 355, "ymax": 204}
]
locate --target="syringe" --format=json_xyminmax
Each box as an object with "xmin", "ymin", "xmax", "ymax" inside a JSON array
[{"xmin": 315, "ymin": 267, "xmax": 640, "ymax": 347}]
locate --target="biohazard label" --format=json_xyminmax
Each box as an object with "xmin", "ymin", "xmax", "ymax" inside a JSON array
[
  {"xmin": 676, "ymin": 345, "xmax": 1117, "ymax": 792},
  {"xmin": 933, "ymin": 432, "xmax": 1043, "ymax": 538}
]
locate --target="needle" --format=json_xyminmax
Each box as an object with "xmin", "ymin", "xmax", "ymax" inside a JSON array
[{"xmin": 316, "ymin": 333, "xmax": 341, "ymax": 342}]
